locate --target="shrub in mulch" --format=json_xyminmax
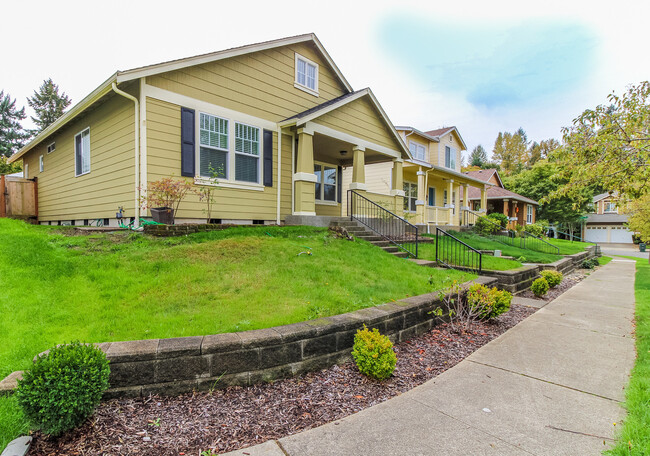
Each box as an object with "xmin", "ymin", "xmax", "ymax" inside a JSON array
[{"xmin": 28, "ymin": 304, "xmax": 535, "ymax": 456}]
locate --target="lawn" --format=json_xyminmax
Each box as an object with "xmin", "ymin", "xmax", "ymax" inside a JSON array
[
  {"xmin": 0, "ymin": 218, "xmax": 473, "ymax": 447},
  {"xmin": 605, "ymin": 256, "xmax": 650, "ymax": 455},
  {"xmin": 418, "ymin": 242, "xmax": 523, "ymax": 271},
  {"xmin": 423, "ymin": 231, "xmax": 564, "ymax": 264},
  {"xmin": 545, "ymin": 237, "xmax": 595, "ymax": 255}
]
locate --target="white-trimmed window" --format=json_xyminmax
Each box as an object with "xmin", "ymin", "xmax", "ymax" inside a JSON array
[
  {"xmin": 409, "ymin": 141, "xmax": 426, "ymax": 161},
  {"xmin": 295, "ymin": 53, "xmax": 319, "ymax": 95},
  {"xmin": 444, "ymin": 146, "xmax": 456, "ymax": 170},
  {"xmin": 199, "ymin": 113, "xmax": 228, "ymax": 178},
  {"xmin": 74, "ymin": 128, "xmax": 90, "ymax": 176},
  {"xmin": 604, "ymin": 201, "xmax": 617, "ymax": 213},
  {"xmin": 24, "ymin": 163, "xmax": 28, "ymax": 179},
  {"xmin": 39, "ymin": 155, "xmax": 44, "ymax": 173},
  {"xmin": 234, "ymin": 122, "xmax": 260, "ymax": 183},
  {"xmin": 314, "ymin": 162, "xmax": 337, "ymax": 202},
  {"xmin": 527, "ymin": 204, "xmax": 533, "ymax": 223},
  {"xmin": 403, "ymin": 181, "xmax": 417, "ymax": 212},
  {"xmin": 46, "ymin": 142, "xmax": 55, "ymax": 154}
]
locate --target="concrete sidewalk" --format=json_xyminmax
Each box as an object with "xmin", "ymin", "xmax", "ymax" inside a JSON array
[{"xmin": 224, "ymin": 260, "xmax": 637, "ymax": 456}]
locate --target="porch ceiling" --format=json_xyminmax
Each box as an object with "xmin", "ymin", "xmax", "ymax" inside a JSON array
[
  {"xmin": 403, "ymin": 161, "xmax": 489, "ymax": 188},
  {"xmin": 312, "ymin": 133, "xmax": 393, "ymax": 166}
]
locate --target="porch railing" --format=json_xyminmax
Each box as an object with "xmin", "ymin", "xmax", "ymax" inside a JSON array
[
  {"xmin": 461, "ymin": 209, "xmax": 480, "ymax": 226},
  {"xmin": 427, "ymin": 206, "xmax": 451, "ymax": 225},
  {"xmin": 348, "ymin": 190, "xmax": 419, "ymax": 258},
  {"xmin": 436, "ymin": 227, "xmax": 482, "ymax": 274}
]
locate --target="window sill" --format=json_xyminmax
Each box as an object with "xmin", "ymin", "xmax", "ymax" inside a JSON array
[
  {"xmin": 194, "ymin": 178, "xmax": 264, "ymax": 192},
  {"xmin": 316, "ymin": 200, "xmax": 338, "ymax": 206},
  {"xmin": 75, "ymin": 171, "xmax": 91, "ymax": 178},
  {"xmin": 294, "ymin": 82, "xmax": 319, "ymax": 97}
]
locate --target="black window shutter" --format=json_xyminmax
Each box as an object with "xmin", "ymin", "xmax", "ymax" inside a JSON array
[
  {"xmin": 180, "ymin": 107, "xmax": 195, "ymax": 177},
  {"xmin": 337, "ymin": 166, "xmax": 342, "ymax": 203},
  {"xmin": 263, "ymin": 129, "xmax": 273, "ymax": 187}
]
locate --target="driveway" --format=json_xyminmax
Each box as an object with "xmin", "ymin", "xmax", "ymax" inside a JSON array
[{"xmin": 600, "ymin": 242, "xmax": 648, "ymax": 259}]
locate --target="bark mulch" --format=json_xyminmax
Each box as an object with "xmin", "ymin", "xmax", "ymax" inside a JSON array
[
  {"xmin": 29, "ymin": 305, "xmax": 537, "ymax": 456},
  {"xmin": 518, "ymin": 269, "xmax": 588, "ymax": 302}
]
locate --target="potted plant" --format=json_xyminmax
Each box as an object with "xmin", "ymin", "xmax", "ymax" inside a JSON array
[{"xmin": 140, "ymin": 177, "xmax": 194, "ymax": 224}]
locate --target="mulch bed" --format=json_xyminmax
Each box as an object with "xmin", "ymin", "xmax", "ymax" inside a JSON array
[
  {"xmin": 28, "ymin": 304, "xmax": 536, "ymax": 456},
  {"xmin": 518, "ymin": 269, "xmax": 589, "ymax": 301}
]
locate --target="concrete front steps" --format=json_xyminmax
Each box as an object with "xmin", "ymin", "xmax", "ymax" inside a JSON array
[{"xmin": 330, "ymin": 220, "xmax": 410, "ymax": 258}]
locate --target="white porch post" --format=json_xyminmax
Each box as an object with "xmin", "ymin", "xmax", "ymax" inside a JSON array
[
  {"xmin": 416, "ymin": 167, "xmax": 426, "ymax": 224},
  {"xmin": 480, "ymin": 185, "xmax": 487, "ymax": 213}
]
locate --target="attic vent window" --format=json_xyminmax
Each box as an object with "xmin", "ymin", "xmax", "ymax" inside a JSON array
[
  {"xmin": 295, "ymin": 53, "xmax": 319, "ymax": 96},
  {"xmin": 47, "ymin": 142, "xmax": 55, "ymax": 154}
]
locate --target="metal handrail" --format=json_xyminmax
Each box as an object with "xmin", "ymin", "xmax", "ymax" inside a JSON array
[
  {"xmin": 469, "ymin": 211, "xmax": 515, "ymax": 247},
  {"xmin": 545, "ymin": 227, "xmax": 599, "ymax": 254},
  {"xmin": 348, "ymin": 190, "xmax": 419, "ymax": 258},
  {"xmin": 521, "ymin": 230, "xmax": 560, "ymax": 255},
  {"xmin": 435, "ymin": 227, "xmax": 482, "ymax": 274}
]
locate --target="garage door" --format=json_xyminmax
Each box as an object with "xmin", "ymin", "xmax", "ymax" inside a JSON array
[
  {"xmin": 609, "ymin": 226, "xmax": 634, "ymax": 243},
  {"xmin": 585, "ymin": 226, "xmax": 608, "ymax": 243}
]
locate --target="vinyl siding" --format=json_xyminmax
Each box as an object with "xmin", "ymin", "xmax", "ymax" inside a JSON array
[
  {"xmin": 145, "ymin": 97, "xmax": 292, "ymax": 221},
  {"xmin": 315, "ymin": 203, "xmax": 340, "ymax": 216},
  {"xmin": 314, "ymin": 96, "xmax": 399, "ymax": 151},
  {"xmin": 22, "ymin": 93, "xmax": 136, "ymax": 221},
  {"xmin": 146, "ymin": 43, "xmax": 348, "ymax": 123}
]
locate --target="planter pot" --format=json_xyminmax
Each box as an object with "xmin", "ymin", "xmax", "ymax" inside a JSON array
[{"xmin": 150, "ymin": 207, "xmax": 174, "ymax": 224}]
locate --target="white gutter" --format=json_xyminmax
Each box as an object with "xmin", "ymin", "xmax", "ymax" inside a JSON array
[
  {"xmin": 111, "ymin": 83, "xmax": 140, "ymax": 227},
  {"xmin": 276, "ymin": 127, "xmax": 282, "ymax": 224}
]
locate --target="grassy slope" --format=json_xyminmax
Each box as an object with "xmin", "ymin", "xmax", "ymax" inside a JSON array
[
  {"xmin": 545, "ymin": 237, "xmax": 595, "ymax": 255},
  {"xmin": 605, "ymin": 256, "xmax": 650, "ymax": 455},
  {"xmin": 0, "ymin": 219, "xmax": 472, "ymax": 447},
  {"xmin": 418, "ymin": 242, "xmax": 523, "ymax": 271}
]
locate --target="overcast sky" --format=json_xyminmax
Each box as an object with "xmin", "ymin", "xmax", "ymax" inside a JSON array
[{"xmin": 3, "ymin": 0, "xmax": 649, "ymax": 161}]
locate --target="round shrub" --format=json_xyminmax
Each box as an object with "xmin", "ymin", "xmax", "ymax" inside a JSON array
[
  {"xmin": 351, "ymin": 326, "xmax": 396, "ymax": 380},
  {"xmin": 475, "ymin": 216, "xmax": 499, "ymax": 235},
  {"xmin": 488, "ymin": 212, "xmax": 509, "ymax": 228},
  {"xmin": 531, "ymin": 277, "xmax": 550, "ymax": 297},
  {"xmin": 540, "ymin": 270, "xmax": 563, "ymax": 288},
  {"xmin": 525, "ymin": 223, "xmax": 545, "ymax": 238},
  {"xmin": 581, "ymin": 258, "xmax": 599, "ymax": 269},
  {"xmin": 16, "ymin": 341, "xmax": 110, "ymax": 436},
  {"xmin": 466, "ymin": 283, "xmax": 512, "ymax": 320}
]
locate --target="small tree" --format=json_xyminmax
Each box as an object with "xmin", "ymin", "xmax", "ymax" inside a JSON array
[
  {"xmin": 141, "ymin": 177, "xmax": 194, "ymax": 224},
  {"xmin": 27, "ymin": 79, "xmax": 72, "ymax": 133},
  {"xmin": 0, "ymin": 91, "xmax": 31, "ymax": 158},
  {"xmin": 194, "ymin": 163, "xmax": 224, "ymax": 222},
  {"xmin": 469, "ymin": 144, "xmax": 488, "ymax": 167}
]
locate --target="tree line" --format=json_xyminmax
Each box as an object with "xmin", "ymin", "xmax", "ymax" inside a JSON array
[{"xmin": 0, "ymin": 79, "xmax": 71, "ymax": 173}]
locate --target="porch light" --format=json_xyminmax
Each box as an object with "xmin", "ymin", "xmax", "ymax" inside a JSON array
[{"xmin": 340, "ymin": 150, "xmax": 348, "ymax": 156}]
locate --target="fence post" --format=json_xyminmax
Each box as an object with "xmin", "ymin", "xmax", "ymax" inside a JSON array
[{"xmin": 0, "ymin": 174, "xmax": 5, "ymax": 218}]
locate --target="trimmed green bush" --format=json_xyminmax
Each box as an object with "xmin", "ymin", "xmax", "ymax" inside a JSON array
[
  {"xmin": 351, "ymin": 326, "xmax": 396, "ymax": 380},
  {"xmin": 15, "ymin": 342, "xmax": 110, "ymax": 436},
  {"xmin": 525, "ymin": 223, "xmax": 546, "ymax": 238},
  {"xmin": 475, "ymin": 216, "xmax": 499, "ymax": 235},
  {"xmin": 540, "ymin": 270, "xmax": 563, "ymax": 288},
  {"xmin": 466, "ymin": 283, "xmax": 512, "ymax": 319},
  {"xmin": 531, "ymin": 277, "xmax": 550, "ymax": 297},
  {"xmin": 488, "ymin": 212, "xmax": 509, "ymax": 228},
  {"xmin": 581, "ymin": 258, "xmax": 599, "ymax": 269}
]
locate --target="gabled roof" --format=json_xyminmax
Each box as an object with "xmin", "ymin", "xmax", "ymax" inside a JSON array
[
  {"xmin": 466, "ymin": 185, "xmax": 539, "ymax": 205},
  {"xmin": 279, "ymin": 88, "xmax": 411, "ymax": 159},
  {"xmin": 394, "ymin": 126, "xmax": 440, "ymax": 143},
  {"xmin": 464, "ymin": 168, "xmax": 504, "ymax": 188},
  {"xmin": 585, "ymin": 213, "xmax": 628, "ymax": 223},
  {"xmin": 424, "ymin": 126, "xmax": 468, "ymax": 150},
  {"xmin": 593, "ymin": 192, "xmax": 617, "ymax": 203},
  {"xmin": 10, "ymin": 33, "xmax": 352, "ymax": 164}
]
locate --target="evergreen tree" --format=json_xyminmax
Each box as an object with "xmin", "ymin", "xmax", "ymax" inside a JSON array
[
  {"xmin": 528, "ymin": 138, "xmax": 560, "ymax": 167},
  {"xmin": 0, "ymin": 91, "xmax": 31, "ymax": 158},
  {"xmin": 492, "ymin": 128, "xmax": 530, "ymax": 175},
  {"xmin": 27, "ymin": 78, "xmax": 71, "ymax": 132},
  {"xmin": 469, "ymin": 144, "xmax": 488, "ymax": 167}
]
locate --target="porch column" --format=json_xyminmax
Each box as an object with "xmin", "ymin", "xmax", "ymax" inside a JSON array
[
  {"xmin": 390, "ymin": 158, "xmax": 405, "ymax": 215},
  {"xmin": 503, "ymin": 199, "xmax": 510, "ymax": 229},
  {"xmin": 446, "ymin": 179, "xmax": 454, "ymax": 225},
  {"xmin": 480, "ymin": 186, "xmax": 487, "ymax": 213},
  {"xmin": 349, "ymin": 146, "xmax": 367, "ymax": 191},
  {"xmin": 416, "ymin": 167, "xmax": 426, "ymax": 224},
  {"xmin": 293, "ymin": 127, "xmax": 316, "ymax": 216}
]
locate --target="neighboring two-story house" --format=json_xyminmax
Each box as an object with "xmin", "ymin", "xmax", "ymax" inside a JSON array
[
  {"xmin": 8, "ymin": 34, "xmax": 411, "ymax": 227},
  {"xmin": 583, "ymin": 192, "xmax": 633, "ymax": 243},
  {"xmin": 348, "ymin": 126, "xmax": 489, "ymax": 230}
]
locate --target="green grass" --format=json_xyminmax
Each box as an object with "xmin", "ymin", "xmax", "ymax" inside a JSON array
[
  {"xmin": 0, "ymin": 219, "xmax": 472, "ymax": 446},
  {"xmin": 545, "ymin": 237, "xmax": 595, "ymax": 255},
  {"xmin": 605, "ymin": 256, "xmax": 650, "ymax": 455},
  {"xmin": 424, "ymin": 231, "xmax": 564, "ymax": 264},
  {"xmin": 599, "ymin": 256, "xmax": 613, "ymax": 266},
  {"xmin": 418, "ymin": 242, "xmax": 523, "ymax": 271}
]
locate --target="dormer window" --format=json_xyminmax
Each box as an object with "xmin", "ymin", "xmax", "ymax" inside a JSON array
[
  {"xmin": 295, "ymin": 53, "xmax": 319, "ymax": 96},
  {"xmin": 408, "ymin": 141, "xmax": 426, "ymax": 161}
]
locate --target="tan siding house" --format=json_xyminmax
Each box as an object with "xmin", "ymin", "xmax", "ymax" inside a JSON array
[{"xmin": 9, "ymin": 34, "xmax": 410, "ymax": 226}]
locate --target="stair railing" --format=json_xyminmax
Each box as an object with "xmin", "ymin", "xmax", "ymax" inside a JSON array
[
  {"xmin": 348, "ymin": 190, "xmax": 418, "ymax": 258},
  {"xmin": 435, "ymin": 227, "xmax": 482, "ymax": 274}
]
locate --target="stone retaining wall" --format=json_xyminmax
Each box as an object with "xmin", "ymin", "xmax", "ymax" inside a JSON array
[
  {"xmin": 0, "ymin": 277, "xmax": 497, "ymax": 399},
  {"xmin": 143, "ymin": 223, "xmax": 231, "ymax": 237}
]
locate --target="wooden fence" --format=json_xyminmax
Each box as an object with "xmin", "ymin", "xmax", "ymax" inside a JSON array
[{"xmin": 1, "ymin": 175, "xmax": 38, "ymax": 221}]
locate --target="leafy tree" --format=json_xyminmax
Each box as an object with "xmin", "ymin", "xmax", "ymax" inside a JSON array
[
  {"xmin": 552, "ymin": 81, "xmax": 650, "ymax": 200},
  {"xmin": 27, "ymin": 78, "xmax": 71, "ymax": 133},
  {"xmin": 492, "ymin": 128, "xmax": 530, "ymax": 175},
  {"xmin": 0, "ymin": 156, "xmax": 22, "ymax": 174},
  {"xmin": 0, "ymin": 91, "xmax": 31, "ymax": 158},
  {"xmin": 469, "ymin": 144, "xmax": 488, "ymax": 167},
  {"xmin": 627, "ymin": 194, "xmax": 650, "ymax": 242},
  {"xmin": 528, "ymin": 138, "xmax": 560, "ymax": 167},
  {"xmin": 503, "ymin": 161, "xmax": 593, "ymax": 233}
]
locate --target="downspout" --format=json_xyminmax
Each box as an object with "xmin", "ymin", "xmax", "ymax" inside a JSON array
[
  {"xmin": 111, "ymin": 82, "xmax": 140, "ymax": 227},
  {"xmin": 276, "ymin": 127, "xmax": 282, "ymax": 225}
]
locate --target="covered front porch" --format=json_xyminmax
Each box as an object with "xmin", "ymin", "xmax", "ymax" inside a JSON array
[{"xmin": 470, "ymin": 197, "xmax": 537, "ymax": 229}]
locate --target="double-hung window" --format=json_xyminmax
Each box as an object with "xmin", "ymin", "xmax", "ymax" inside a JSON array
[
  {"xmin": 47, "ymin": 142, "xmax": 55, "ymax": 154},
  {"xmin": 75, "ymin": 128, "xmax": 90, "ymax": 176},
  {"xmin": 444, "ymin": 146, "xmax": 456, "ymax": 170},
  {"xmin": 235, "ymin": 122, "xmax": 260, "ymax": 183},
  {"xmin": 527, "ymin": 204, "xmax": 533, "ymax": 223},
  {"xmin": 314, "ymin": 163, "xmax": 336, "ymax": 202},
  {"xmin": 295, "ymin": 53, "xmax": 319, "ymax": 95},
  {"xmin": 409, "ymin": 141, "xmax": 426, "ymax": 161},
  {"xmin": 199, "ymin": 113, "xmax": 228, "ymax": 178},
  {"xmin": 403, "ymin": 182, "xmax": 417, "ymax": 212}
]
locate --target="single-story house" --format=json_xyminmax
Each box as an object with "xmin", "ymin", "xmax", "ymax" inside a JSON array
[
  {"xmin": 583, "ymin": 192, "xmax": 634, "ymax": 243},
  {"xmin": 8, "ymin": 34, "xmax": 411, "ymax": 227},
  {"xmin": 464, "ymin": 169, "xmax": 539, "ymax": 228}
]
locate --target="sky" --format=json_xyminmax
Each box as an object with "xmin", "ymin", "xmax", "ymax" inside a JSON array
[{"xmin": 3, "ymin": 0, "xmax": 649, "ymax": 162}]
